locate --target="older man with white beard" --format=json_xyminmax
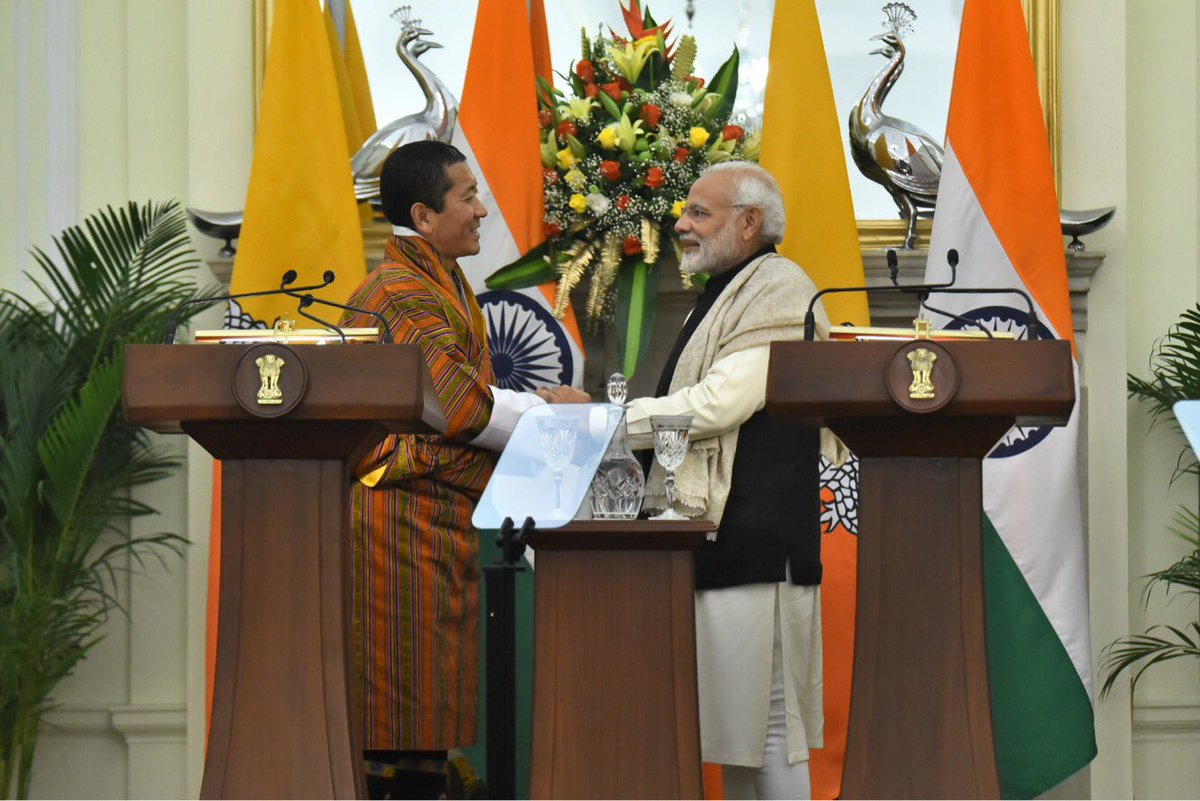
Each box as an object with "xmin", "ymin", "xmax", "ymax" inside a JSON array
[{"xmin": 624, "ymin": 161, "xmax": 834, "ymax": 800}]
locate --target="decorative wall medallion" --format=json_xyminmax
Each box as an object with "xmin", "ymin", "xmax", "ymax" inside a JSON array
[{"xmin": 233, "ymin": 344, "xmax": 307, "ymax": 418}]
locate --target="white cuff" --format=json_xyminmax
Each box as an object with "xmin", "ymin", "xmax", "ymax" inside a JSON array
[{"xmin": 469, "ymin": 386, "xmax": 546, "ymax": 451}]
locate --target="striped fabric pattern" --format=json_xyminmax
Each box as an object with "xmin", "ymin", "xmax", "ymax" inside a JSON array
[{"xmin": 342, "ymin": 235, "xmax": 497, "ymax": 750}]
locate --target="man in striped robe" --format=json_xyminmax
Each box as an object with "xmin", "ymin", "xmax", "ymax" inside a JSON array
[{"xmin": 341, "ymin": 140, "xmax": 585, "ymax": 799}]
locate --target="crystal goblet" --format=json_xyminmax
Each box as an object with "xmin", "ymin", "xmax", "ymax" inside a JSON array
[
  {"xmin": 536, "ymin": 415, "xmax": 578, "ymax": 513},
  {"xmin": 649, "ymin": 414, "xmax": 693, "ymax": 520}
]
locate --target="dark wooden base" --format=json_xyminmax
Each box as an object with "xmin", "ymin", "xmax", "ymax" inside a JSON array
[
  {"xmin": 528, "ymin": 520, "xmax": 711, "ymax": 800},
  {"xmin": 201, "ymin": 459, "xmax": 364, "ymax": 799},
  {"xmin": 843, "ymin": 457, "xmax": 999, "ymax": 799}
]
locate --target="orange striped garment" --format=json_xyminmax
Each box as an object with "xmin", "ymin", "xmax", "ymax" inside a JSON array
[{"xmin": 341, "ymin": 235, "xmax": 496, "ymax": 750}]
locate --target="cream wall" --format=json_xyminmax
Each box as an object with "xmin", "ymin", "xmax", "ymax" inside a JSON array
[{"xmin": 2, "ymin": 0, "xmax": 1199, "ymax": 798}]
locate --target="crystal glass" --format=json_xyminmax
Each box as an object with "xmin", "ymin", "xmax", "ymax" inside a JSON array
[
  {"xmin": 649, "ymin": 414, "xmax": 693, "ymax": 520},
  {"xmin": 589, "ymin": 373, "xmax": 645, "ymax": 519},
  {"xmin": 536, "ymin": 415, "xmax": 578, "ymax": 513}
]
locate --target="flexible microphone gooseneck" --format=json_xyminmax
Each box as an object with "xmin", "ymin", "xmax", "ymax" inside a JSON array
[
  {"xmin": 161, "ymin": 271, "xmax": 337, "ymax": 343},
  {"xmin": 278, "ymin": 270, "xmax": 394, "ymax": 344},
  {"xmin": 802, "ymin": 249, "xmax": 1043, "ymax": 341}
]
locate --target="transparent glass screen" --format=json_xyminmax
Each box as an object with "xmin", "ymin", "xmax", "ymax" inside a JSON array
[{"xmin": 472, "ymin": 404, "xmax": 620, "ymax": 529}]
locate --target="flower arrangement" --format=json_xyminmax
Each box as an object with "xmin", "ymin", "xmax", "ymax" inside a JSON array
[{"xmin": 486, "ymin": 0, "xmax": 759, "ymax": 375}]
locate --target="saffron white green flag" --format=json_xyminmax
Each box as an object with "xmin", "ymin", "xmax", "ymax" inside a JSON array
[{"xmin": 925, "ymin": 1, "xmax": 1096, "ymax": 796}]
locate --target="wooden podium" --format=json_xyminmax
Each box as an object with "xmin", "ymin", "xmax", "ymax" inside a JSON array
[
  {"xmin": 123, "ymin": 343, "xmax": 438, "ymax": 800},
  {"xmin": 527, "ymin": 519, "xmax": 713, "ymax": 799},
  {"xmin": 766, "ymin": 339, "xmax": 1075, "ymax": 799}
]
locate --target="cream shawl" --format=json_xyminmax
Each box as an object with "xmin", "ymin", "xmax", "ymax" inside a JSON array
[{"xmin": 644, "ymin": 252, "xmax": 830, "ymax": 525}]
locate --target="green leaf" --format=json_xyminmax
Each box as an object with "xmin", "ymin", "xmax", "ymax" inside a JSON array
[
  {"xmin": 615, "ymin": 259, "xmax": 660, "ymax": 377},
  {"xmin": 485, "ymin": 241, "xmax": 556, "ymax": 291},
  {"xmin": 706, "ymin": 46, "xmax": 741, "ymax": 123},
  {"xmin": 597, "ymin": 87, "xmax": 623, "ymax": 121}
]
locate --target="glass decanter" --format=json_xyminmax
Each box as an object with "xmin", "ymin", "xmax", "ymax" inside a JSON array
[{"xmin": 588, "ymin": 373, "xmax": 646, "ymax": 519}]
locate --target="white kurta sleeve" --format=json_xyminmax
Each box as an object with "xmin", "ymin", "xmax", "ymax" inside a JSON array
[
  {"xmin": 625, "ymin": 345, "xmax": 770, "ymax": 451},
  {"xmin": 468, "ymin": 386, "xmax": 546, "ymax": 451}
]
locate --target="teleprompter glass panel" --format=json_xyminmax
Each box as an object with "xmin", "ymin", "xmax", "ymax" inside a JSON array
[{"xmin": 472, "ymin": 403, "xmax": 619, "ymax": 530}]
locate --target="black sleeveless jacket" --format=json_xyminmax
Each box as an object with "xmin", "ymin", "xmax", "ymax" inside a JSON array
[{"xmin": 652, "ymin": 248, "xmax": 823, "ymax": 591}]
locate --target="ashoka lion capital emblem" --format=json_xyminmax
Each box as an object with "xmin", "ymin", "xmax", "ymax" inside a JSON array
[
  {"xmin": 255, "ymin": 353, "xmax": 286, "ymax": 405},
  {"xmin": 907, "ymin": 347, "xmax": 937, "ymax": 400}
]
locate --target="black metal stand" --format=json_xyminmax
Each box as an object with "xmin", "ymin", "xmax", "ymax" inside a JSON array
[{"xmin": 482, "ymin": 516, "xmax": 533, "ymax": 800}]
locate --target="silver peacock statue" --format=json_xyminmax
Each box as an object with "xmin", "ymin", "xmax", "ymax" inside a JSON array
[
  {"xmin": 188, "ymin": 6, "xmax": 459, "ymax": 240},
  {"xmin": 849, "ymin": 3, "xmax": 942, "ymax": 249},
  {"xmin": 350, "ymin": 6, "xmax": 459, "ymax": 206}
]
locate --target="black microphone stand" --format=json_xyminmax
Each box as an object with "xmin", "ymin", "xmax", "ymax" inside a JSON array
[
  {"xmin": 161, "ymin": 271, "xmax": 336, "ymax": 343},
  {"xmin": 278, "ymin": 270, "xmax": 394, "ymax": 343},
  {"xmin": 480, "ymin": 516, "xmax": 533, "ymax": 800}
]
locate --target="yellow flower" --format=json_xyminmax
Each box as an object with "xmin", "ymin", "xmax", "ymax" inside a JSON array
[
  {"xmin": 689, "ymin": 127, "xmax": 711, "ymax": 149},
  {"xmin": 597, "ymin": 126, "xmax": 619, "ymax": 151},
  {"xmin": 671, "ymin": 199, "xmax": 687, "ymax": 219},
  {"xmin": 569, "ymin": 193, "xmax": 589, "ymax": 215},
  {"xmin": 556, "ymin": 148, "xmax": 578, "ymax": 169},
  {"xmin": 564, "ymin": 168, "xmax": 587, "ymax": 190}
]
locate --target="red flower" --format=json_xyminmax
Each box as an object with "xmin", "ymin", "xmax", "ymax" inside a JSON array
[
  {"xmin": 616, "ymin": 194, "xmax": 632, "ymax": 211},
  {"xmin": 623, "ymin": 236, "xmax": 643, "ymax": 256},
  {"xmin": 538, "ymin": 109, "xmax": 553, "ymax": 129},
  {"xmin": 600, "ymin": 161, "xmax": 622, "ymax": 182},
  {"xmin": 617, "ymin": 77, "xmax": 632, "ymax": 91},
  {"xmin": 601, "ymin": 81, "xmax": 624, "ymax": 102},
  {"xmin": 584, "ymin": 82, "xmax": 600, "ymax": 99},
  {"xmin": 542, "ymin": 168, "xmax": 559, "ymax": 184},
  {"xmin": 556, "ymin": 120, "xmax": 578, "ymax": 142},
  {"xmin": 640, "ymin": 103, "xmax": 662, "ymax": 130},
  {"xmin": 543, "ymin": 221, "xmax": 562, "ymax": 238},
  {"xmin": 674, "ymin": 147, "xmax": 690, "ymax": 164},
  {"xmin": 722, "ymin": 124, "xmax": 746, "ymax": 142},
  {"xmin": 576, "ymin": 60, "xmax": 596, "ymax": 82},
  {"xmin": 644, "ymin": 167, "xmax": 665, "ymax": 189}
]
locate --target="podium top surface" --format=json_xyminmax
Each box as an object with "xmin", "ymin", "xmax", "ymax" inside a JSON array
[
  {"xmin": 766, "ymin": 339, "xmax": 1075, "ymax": 426},
  {"xmin": 123, "ymin": 344, "xmax": 441, "ymax": 459}
]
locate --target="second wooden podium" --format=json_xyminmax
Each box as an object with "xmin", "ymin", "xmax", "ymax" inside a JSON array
[{"xmin": 767, "ymin": 339, "xmax": 1075, "ymax": 799}]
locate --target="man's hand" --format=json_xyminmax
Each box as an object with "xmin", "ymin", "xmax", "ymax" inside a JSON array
[{"xmin": 535, "ymin": 385, "xmax": 592, "ymax": 404}]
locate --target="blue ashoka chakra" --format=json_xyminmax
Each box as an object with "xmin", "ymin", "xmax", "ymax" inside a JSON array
[
  {"xmin": 943, "ymin": 304, "xmax": 1055, "ymax": 458},
  {"xmin": 477, "ymin": 290, "xmax": 573, "ymax": 391}
]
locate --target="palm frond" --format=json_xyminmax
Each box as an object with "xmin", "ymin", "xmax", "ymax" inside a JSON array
[
  {"xmin": 1128, "ymin": 304, "xmax": 1200, "ymax": 479},
  {"xmin": 1100, "ymin": 623, "xmax": 1200, "ymax": 698}
]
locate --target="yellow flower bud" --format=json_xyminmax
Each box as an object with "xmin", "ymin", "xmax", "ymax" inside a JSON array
[
  {"xmin": 598, "ymin": 126, "xmax": 619, "ymax": 151},
  {"xmin": 689, "ymin": 127, "xmax": 711, "ymax": 149},
  {"xmin": 564, "ymin": 168, "xmax": 587, "ymax": 190},
  {"xmin": 556, "ymin": 148, "xmax": 578, "ymax": 169},
  {"xmin": 671, "ymin": 199, "xmax": 687, "ymax": 219},
  {"xmin": 569, "ymin": 193, "xmax": 589, "ymax": 215}
]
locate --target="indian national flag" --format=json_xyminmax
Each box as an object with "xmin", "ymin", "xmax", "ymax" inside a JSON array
[
  {"xmin": 453, "ymin": 0, "xmax": 585, "ymax": 391},
  {"xmin": 925, "ymin": 1, "xmax": 1096, "ymax": 796},
  {"xmin": 758, "ymin": 3, "xmax": 868, "ymax": 798}
]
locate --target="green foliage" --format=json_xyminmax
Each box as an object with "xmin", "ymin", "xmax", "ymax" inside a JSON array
[
  {"xmin": 1102, "ymin": 305, "xmax": 1200, "ymax": 700},
  {"xmin": 1099, "ymin": 507, "xmax": 1200, "ymax": 698},
  {"xmin": 1127, "ymin": 303, "xmax": 1200, "ymax": 480},
  {"xmin": 0, "ymin": 200, "xmax": 207, "ymax": 798}
]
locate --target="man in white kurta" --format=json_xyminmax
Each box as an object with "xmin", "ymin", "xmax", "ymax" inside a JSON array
[{"xmin": 625, "ymin": 162, "xmax": 834, "ymax": 800}]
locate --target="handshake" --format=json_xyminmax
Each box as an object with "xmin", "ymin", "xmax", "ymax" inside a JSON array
[{"xmin": 535, "ymin": 385, "xmax": 592, "ymax": 404}]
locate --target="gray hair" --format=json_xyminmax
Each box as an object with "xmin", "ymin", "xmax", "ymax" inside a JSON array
[{"xmin": 701, "ymin": 161, "xmax": 786, "ymax": 244}]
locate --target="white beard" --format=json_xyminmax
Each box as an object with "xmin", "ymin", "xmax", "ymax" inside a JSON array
[{"xmin": 679, "ymin": 222, "xmax": 743, "ymax": 275}]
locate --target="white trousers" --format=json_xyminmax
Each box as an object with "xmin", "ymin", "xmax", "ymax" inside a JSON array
[{"xmin": 720, "ymin": 606, "xmax": 813, "ymax": 800}]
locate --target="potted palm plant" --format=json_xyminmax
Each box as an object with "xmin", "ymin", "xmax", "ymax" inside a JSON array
[
  {"xmin": 0, "ymin": 200, "xmax": 208, "ymax": 798},
  {"xmin": 1101, "ymin": 304, "xmax": 1200, "ymax": 697}
]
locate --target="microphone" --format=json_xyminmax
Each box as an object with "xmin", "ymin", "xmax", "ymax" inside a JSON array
[
  {"xmin": 802, "ymin": 249, "xmax": 1043, "ymax": 341},
  {"xmin": 279, "ymin": 273, "xmax": 394, "ymax": 344},
  {"xmin": 161, "ymin": 271, "xmax": 336, "ymax": 343},
  {"xmin": 297, "ymin": 295, "xmax": 347, "ymax": 344}
]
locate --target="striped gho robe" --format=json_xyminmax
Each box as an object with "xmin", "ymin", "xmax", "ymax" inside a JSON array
[{"xmin": 341, "ymin": 235, "xmax": 496, "ymax": 750}]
